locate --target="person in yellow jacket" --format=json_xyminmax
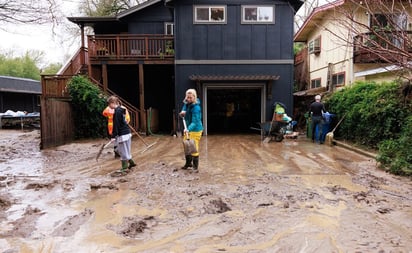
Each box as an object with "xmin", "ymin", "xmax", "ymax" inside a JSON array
[{"xmin": 102, "ymin": 101, "xmax": 130, "ymax": 158}]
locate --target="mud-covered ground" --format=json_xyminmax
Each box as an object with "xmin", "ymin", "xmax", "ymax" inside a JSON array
[{"xmin": 0, "ymin": 129, "xmax": 411, "ymax": 253}]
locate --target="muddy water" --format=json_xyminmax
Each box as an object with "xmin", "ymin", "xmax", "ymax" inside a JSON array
[{"xmin": 0, "ymin": 130, "xmax": 411, "ymax": 252}]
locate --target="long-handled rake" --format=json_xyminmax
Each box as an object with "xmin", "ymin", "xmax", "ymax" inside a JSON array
[
  {"xmin": 127, "ymin": 124, "xmax": 157, "ymax": 153},
  {"xmin": 96, "ymin": 139, "xmax": 115, "ymax": 161}
]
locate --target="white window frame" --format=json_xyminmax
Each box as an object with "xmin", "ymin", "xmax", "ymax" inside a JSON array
[
  {"xmin": 194, "ymin": 5, "xmax": 227, "ymax": 24},
  {"xmin": 308, "ymin": 36, "xmax": 321, "ymax": 54},
  {"xmin": 165, "ymin": 22, "xmax": 174, "ymax": 35},
  {"xmin": 241, "ymin": 5, "xmax": 275, "ymax": 24}
]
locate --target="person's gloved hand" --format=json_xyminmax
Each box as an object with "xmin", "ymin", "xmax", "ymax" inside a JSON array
[{"xmin": 179, "ymin": 111, "xmax": 186, "ymax": 118}]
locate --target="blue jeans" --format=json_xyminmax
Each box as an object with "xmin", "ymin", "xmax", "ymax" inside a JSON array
[{"xmin": 311, "ymin": 116, "xmax": 324, "ymax": 142}]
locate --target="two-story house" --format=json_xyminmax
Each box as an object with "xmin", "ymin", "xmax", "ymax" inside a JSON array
[
  {"xmin": 294, "ymin": 0, "xmax": 412, "ymax": 94},
  {"xmin": 41, "ymin": 0, "xmax": 303, "ymax": 147}
]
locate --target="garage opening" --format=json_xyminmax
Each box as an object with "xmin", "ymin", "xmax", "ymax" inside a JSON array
[{"xmin": 204, "ymin": 86, "xmax": 263, "ymax": 134}]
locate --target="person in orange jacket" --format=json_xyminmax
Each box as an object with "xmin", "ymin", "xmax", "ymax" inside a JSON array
[{"xmin": 102, "ymin": 101, "xmax": 130, "ymax": 158}]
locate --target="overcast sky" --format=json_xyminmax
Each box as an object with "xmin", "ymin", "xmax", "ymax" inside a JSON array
[{"xmin": 0, "ymin": 0, "xmax": 82, "ymax": 67}]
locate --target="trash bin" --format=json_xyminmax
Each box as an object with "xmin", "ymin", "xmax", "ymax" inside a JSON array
[{"xmin": 305, "ymin": 112, "xmax": 312, "ymax": 139}]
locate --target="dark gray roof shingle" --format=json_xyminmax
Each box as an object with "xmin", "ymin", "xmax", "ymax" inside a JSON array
[{"xmin": 0, "ymin": 76, "xmax": 41, "ymax": 94}]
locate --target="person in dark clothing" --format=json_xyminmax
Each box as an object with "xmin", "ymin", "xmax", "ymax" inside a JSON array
[
  {"xmin": 107, "ymin": 95, "xmax": 136, "ymax": 172},
  {"xmin": 309, "ymin": 94, "xmax": 326, "ymax": 143}
]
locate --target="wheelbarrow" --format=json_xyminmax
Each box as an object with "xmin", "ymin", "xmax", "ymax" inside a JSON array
[{"xmin": 251, "ymin": 120, "xmax": 288, "ymax": 142}]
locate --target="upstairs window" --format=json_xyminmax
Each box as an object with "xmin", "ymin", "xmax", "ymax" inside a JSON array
[
  {"xmin": 311, "ymin": 78, "xmax": 321, "ymax": 89},
  {"xmin": 332, "ymin": 72, "xmax": 345, "ymax": 87},
  {"xmin": 308, "ymin": 36, "xmax": 321, "ymax": 54},
  {"xmin": 241, "ymin": 5, "xmax": 275, "ymax": 24},
  {"xmin": 194, "ymin": 5, "xmax": 226, "ymax": 24}
]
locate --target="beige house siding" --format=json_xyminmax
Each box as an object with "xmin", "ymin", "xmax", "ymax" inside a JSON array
[
  {"xmin": 296, "ymin": 1, "xmax": 412, "ymax": 90},
  {"xmin": 307, "ymin": 10, "xmax": 353, "ymax": 88}
]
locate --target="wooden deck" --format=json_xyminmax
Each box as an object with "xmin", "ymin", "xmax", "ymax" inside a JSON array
[{"xmin": 88, "ymin": 34, "xmax": 174, "ymax": 61}]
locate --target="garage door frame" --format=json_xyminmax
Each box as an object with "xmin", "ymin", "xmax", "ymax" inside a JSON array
[{"xmin": 202, "ymin": 82, "xmax": 266, "ymax": 135}]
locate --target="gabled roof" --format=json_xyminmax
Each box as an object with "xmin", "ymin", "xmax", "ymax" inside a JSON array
[
  {"xmin": 166, "ymin": 0, "xmax": 303, "ymax": 12},
  {"xmin": 117, "ymin": 0, "xmax": 162, "ymax": 18},
  {"xmin": 69, "ymin": 0, "xmax": 304, "ymax": 25},
  {"xmin": 68, "ymin": 0, "xmax": 164, "ymax": 25},
  {"xmin": 294, "ymin": 0, "xmax": 345, "ymax": 42},
  {"xmin": 0, "ymin": 76, "xmax": 41, "ymax": 94}
]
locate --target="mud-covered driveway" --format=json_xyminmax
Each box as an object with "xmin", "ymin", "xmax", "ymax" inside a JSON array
[{"xmin": 1, "ymin": 129, "xmax": 411, "ymax": 253}]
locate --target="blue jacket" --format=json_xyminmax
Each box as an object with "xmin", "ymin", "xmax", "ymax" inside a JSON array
[{"xmin": 182, "ymin": 98, "xmax": 203, "ymax": 132}]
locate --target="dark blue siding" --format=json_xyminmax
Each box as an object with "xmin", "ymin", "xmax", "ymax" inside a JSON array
[
  {"xmin": 174, "ymin": 64, "xmax": 294, "ymax": 118},
  {"xmin": 174, "ymin": 0, "xmax": 296, "ymax": 119},
  {"xmin": 175, "ymin": 1, "xmax": 295, "ymax": 60},
  {"xmin": 123, "ymin": 2, "xmax": 173, "ymax": 34}
]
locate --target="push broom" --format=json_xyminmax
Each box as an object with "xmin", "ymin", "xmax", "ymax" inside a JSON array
[
  {"xmin": 325, "ymin": 113, "xmax": 346, "ymax": 146},
  {"xmin": 128, "ymin": 123, "xmax": 157, "ymax": 153}
]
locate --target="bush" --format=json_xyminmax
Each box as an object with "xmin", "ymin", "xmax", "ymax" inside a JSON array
[
  {"xmin": 67, "ymin": 75, "xmax": 107, "ymax": 139},
  {"xmin": 377, "ymin": 115, "xmax": 412, "ymax": 176},
  {"xmin": 325, "ymin": 81, "xmax": 409, "ymax": 148},
  {"xmin": 325, "ymin": 81, "xmax": 411, "ymax": 176}
]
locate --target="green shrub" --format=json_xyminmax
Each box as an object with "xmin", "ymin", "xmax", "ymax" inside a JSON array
[
  {"xmin": 325, "ymin": 81, "xmax": 409, "ymax": 148},
  {"xmin": 377, "ymin": 115, "xmax": 412, "ymax": 176},
  {"xmin": 325, "ymin": 81, "xmax": 411, "ymax": 176},
  {"xmin": 67, "ymin": 75, "xmax": 107, "ymax": 139}
]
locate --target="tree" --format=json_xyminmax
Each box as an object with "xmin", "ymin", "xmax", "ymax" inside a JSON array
[
  {"xmin": 0, "ymin": 50, "xmax": 63, "ymax": 80},
  {"xmin": 0, "ymin": 0, "xmax": 60, "ymax": 25},
  {"xmin": 79, "ymin": 0, "xmax": 147, "ymax": 16},
  {"xmin": 0, "ymin": 51, "xmax": 41, "ymax": 80},
  {"xmin": 41, "ymin": 63, "xmax": 63, "ymax": 75},
  {"xmin": 303, "ymin": 0, "xmax": 412, "ymax": 81}
]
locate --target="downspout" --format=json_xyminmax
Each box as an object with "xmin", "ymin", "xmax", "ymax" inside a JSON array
[{"xmin": 80, "ymin": 23, "xmax": 86, "ymax": 74}]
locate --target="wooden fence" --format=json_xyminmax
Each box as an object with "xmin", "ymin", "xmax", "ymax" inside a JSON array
[
  {"xmin": 40, "ymin": 75, "xmax": 74, "ymax": 149},
  {"xmin": 40, "ymin": 74, "xmax": 142, "ymax": 148},
  {"xmin": 40, "ymin": 97, "xmax": 74, "ymax": 149}
]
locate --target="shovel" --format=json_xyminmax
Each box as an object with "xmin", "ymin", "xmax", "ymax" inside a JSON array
[
  {"xmin": 182, "ymin": 118, "xmax": 197, "ymax": 155},
  {"xmin": 325, "ymin": 113, "xmax": 346, "ymax": 146}
]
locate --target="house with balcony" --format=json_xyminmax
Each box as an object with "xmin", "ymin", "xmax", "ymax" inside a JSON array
[
  {"xmin": 41, "ymin": 0, "xmax": 303, "ymax": 147},
  {"xmin": 293, "ymin": 0, "xmax": 412, "ymax": 96}
]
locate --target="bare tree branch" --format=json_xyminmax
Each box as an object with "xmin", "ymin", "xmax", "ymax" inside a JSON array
[
  {"xmin": 0, "ymin": 0, "xmax": 60, "ymax": 25},
  {"xmin": 303, "ymin": 0, "xmax": 412, "ymax": 80}
]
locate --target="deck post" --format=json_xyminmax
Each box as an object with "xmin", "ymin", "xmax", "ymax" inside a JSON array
[
  {"xmin": 138, "ymin": 64, "xmax": 147, "ymax": 133},
  {"xmin": 102, "ymin": 64, "xmax": 108, "ymax": 92}
]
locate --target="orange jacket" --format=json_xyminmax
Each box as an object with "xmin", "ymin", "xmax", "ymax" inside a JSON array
[{"xmin": 102, "ymin": 106, "xmax": 115, "ymax": 135}]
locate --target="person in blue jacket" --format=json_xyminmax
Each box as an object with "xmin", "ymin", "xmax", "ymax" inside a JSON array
[{"xmin": 178, "ymin": 89, "xmax": 203, "ymax": 173}]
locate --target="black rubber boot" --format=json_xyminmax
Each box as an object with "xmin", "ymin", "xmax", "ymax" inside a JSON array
[
  {"xmin": 181, "ymin": 155, "xmax": 192, "ymax": 170},
  {"xmin": 128, "ymin": 159, "xmax": 137, "ymax": 169},
  {"xmin": 192, "ymin": 156, "xmax": 199, "ymax": 173},
  {"xmin": 120, "ymin": 160, "xmax": 128, "ymax": 172}
]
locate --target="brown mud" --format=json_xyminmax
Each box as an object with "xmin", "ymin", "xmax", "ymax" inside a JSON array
[{"xmin": 0, "ymin": 129, "xmax": 411, "ymax": 252}]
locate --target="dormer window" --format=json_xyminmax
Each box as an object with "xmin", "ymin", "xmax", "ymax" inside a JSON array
[
  {"xmin": 308, "ymin": 36, "xmax": 321, "ymax": 54},
  {"xmin": 194, "ymin": 5, "xmax": 226, "ymax": 24}
]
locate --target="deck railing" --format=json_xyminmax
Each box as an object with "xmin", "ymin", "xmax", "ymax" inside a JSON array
[
  {"xmin": 58, "ymin": 48, "xmax": 89, "ymax": 76},
  {"xmin": 353, "ymin": 31, "xmax": 412, "ymax": 63},
  {"xmin": 88, "ymin": 34, "xmax": 174, "ymax": 60}
]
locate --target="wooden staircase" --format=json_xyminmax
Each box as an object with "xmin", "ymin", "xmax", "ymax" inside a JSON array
[{"xmin": 42, "ymin": 47, "xmax": 142, "ymax": 132}]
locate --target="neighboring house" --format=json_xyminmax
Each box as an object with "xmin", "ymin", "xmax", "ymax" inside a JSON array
[
  {"xmin": 0, "ymin": 75, "xmax": 41, "ymax": 113},
  {"xmin": 293, "ymin": 0, "xmax": 412, "ymax": 94},
  {"xmin": 41, "ymin": 0, "xmax": 303, "ymax": 147}
]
